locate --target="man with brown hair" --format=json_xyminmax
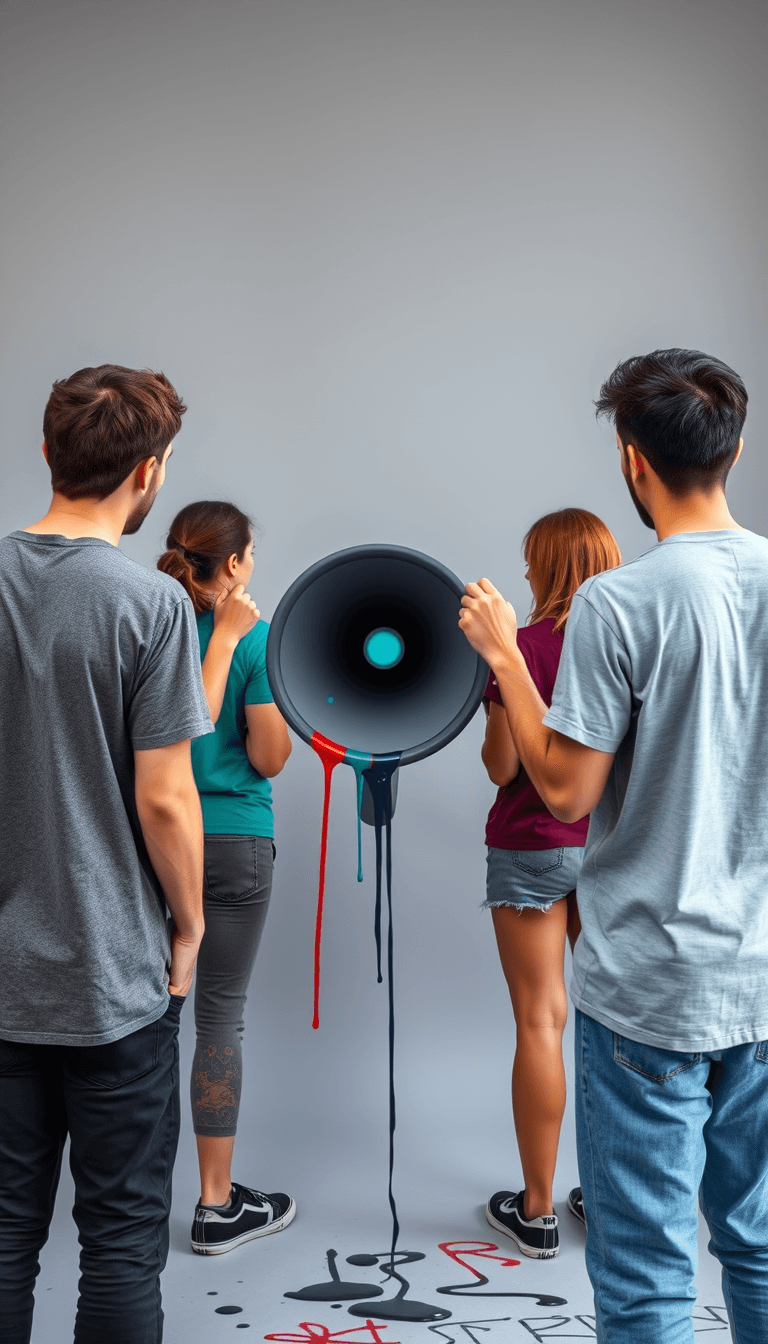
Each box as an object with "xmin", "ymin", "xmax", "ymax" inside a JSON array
[{"xmin": 0, "ymin": 365, "xmax": 213, "ymax": 1344}]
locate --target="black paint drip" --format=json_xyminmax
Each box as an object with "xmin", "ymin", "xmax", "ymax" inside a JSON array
[
  {"xmin": 215, "ymin": 1304, "xmax": 243, "ymax": 1314},
  {"xmin": 362, "ymin": 754, "xmax": 401, "ymax": 1263},
  {"xmin": 368, "ymin": 757, "xmax": 398, "ymax": 986},
  {"xmin": 284, "ymin": 1248, "xmax": 383, "ymax": 1302},
  {"xmin": 346, "ymin": 1251, "xmax": 451, "ymax": 1325},
  {"xmin": 435, "ymin": 1268, "xmax": 567, "ymax": 1307}
]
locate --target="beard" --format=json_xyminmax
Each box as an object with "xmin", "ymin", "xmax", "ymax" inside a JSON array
[
  {"xmin": 122, "ymin": 477, "xmax": 160, "ymax": 535},
  {"xmin": 624, "ymin": 471, "xmax": 655, "ymax": 530}
]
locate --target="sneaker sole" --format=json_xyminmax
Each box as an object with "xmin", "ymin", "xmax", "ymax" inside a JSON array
[
  {"xmin": 566, "ymin": 1194, "xmax": 586, "ymax": 1227},
  {"xmin": 485, "ymin": 1204, "xmax": 559, "ymax": 1259},
  {"xmin": 191, "ymin": 1197, "xmax": 297, "ymax": 1255}
]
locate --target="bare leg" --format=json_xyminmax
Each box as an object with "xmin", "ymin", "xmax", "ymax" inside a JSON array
[
  {"xmin": 491, "ymin": 900, "xmax": 569, "ymax": 1220},
  {"xmin": 197, "ymin": 1134, "xmax": 235, "ymax": 1206}
]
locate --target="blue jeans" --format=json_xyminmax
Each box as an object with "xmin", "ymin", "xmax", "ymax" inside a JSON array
[
  {"xmin": 574, "ymin": 1009, "xmax": 768, "ymax": 1342},
  {"xmin": 0, "ymin": 994, "xmax": 184, "ymax": 1344}
]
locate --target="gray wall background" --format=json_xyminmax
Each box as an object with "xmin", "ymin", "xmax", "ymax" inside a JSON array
[{"xmin": 2, "ymin": 0, "xmax": 767, "ymax": 1217}]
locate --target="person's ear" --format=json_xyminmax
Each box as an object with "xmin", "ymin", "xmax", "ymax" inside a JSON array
[
  {"xmin": 225, "ymin": 551, "xmax": 239, "ymax": 578},
  {"xmin": 626, "ymin": 443, "xmax": 645, "ymax": 481},
  {"xmin": 41, "ymin": 441, "xmax": 49, "ymax": 463},
  {"xmin": 732, "ymin": 437, "xmax": 744, "ymax": 467},
  {"xmin": 135, "ymin": 456, "xmax": 158, "ymax": 493}
]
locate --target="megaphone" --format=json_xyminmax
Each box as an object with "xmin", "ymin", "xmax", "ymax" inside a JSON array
[
  {"xmin": 267, "ymin": 541, "xmax": 486, "ymax": 1014},
  {"xmin": 266, "ymin": 543, "xmax": 486, "ymax": 762},
  {"xmin": 266, "ymin": 544, "xmax": 487, "ymax": 1262}
]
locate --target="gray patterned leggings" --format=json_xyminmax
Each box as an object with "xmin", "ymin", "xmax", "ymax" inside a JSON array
[{"xmin": 191, "ymin": 834, "xmax": 274, "ymax": 1138}]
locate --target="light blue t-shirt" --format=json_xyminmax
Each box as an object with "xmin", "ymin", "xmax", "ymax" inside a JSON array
[{"xmin": 544, "ymin": 528, "xmax": 768, "ymax": 1052}]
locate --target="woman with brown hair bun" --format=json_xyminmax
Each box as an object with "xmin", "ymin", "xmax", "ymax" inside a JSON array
[
  {"xmin": 481, "ymin": 508, "xmax": 621, "ymax": 1261},
  {"xmin": 158, "ymin": 501, "xmax": 294, "ymax": 1256}
]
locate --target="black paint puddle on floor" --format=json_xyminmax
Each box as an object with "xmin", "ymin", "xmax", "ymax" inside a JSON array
[
  {"xmin": 345, "ymin": 1250, "xmax": 451, "ymax": 1324},
  {"xmin": 285, "ymin": 1248, "xmax": 384, "ymax": 1302}
]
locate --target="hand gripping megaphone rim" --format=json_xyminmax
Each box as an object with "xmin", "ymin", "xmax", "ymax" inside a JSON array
[{"xmin": 266, "ymin": 542, "xmax": 488, "ymax": 767}]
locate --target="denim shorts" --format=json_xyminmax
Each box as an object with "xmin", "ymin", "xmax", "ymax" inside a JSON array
[{"xmin": 483, "ymin": 845, "xmax": 584, "ymax": 913}]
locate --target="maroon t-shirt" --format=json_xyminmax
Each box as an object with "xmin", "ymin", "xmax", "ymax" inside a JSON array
[{"xmin": 485, "ymin": 617, "xmax": 589, "ymax": 850}]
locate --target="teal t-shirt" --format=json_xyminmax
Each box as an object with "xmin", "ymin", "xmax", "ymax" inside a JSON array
[{"xmin": 191, "ymin": 612, "xmax": 274, "ymax": 837}]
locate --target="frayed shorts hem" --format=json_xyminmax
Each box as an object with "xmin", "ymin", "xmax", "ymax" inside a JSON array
[{"xmin": 481, "ymin": 897, "xmax": 557, "ymax": 913}]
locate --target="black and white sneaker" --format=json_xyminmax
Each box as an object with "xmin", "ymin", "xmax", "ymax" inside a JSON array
[
  {"xmin": 191, "ymin": 1181, "xmax": 296, "ymax": 1255},
  {"xmin": 566, "ymin": 1186, "xmax": 585, "ymax": 1226},
  {"xmin": 486, "ymin": 1190, "xmax": 559, "ymax": 1259}
]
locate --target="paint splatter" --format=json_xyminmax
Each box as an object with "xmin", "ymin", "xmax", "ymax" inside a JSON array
[
  {"xmin": 435, "ymin": 1243, "xmax": 566, "ymax": 1306},
  {"xmin": 265, "ymin": 1321, "xmax": 400, "ymax": 1343},
  {"xmin": 215, "ymin": 1303, "xmax": 244, "ymax": 1314},
  {"xmin": 285, "ymin": 1248, "xmax": 384, "ymax": 1302},
  {"xmin": 345, "ymin": 1250, "xmax": 450, "ymax": 1324}
]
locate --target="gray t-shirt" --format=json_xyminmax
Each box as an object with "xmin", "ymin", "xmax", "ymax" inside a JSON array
[
  {"xmin": 0, "ymin": 531, "xmax": 213, "ymax": 1047},
  {"xmin": 544, "ymin": 528, "xmax": 768, "ymax": 1052}
]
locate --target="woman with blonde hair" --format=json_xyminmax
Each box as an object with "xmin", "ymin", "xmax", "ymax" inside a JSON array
[{"xmin": 481, "ymin": 508, "xmax": 621, "ymax": 1259}]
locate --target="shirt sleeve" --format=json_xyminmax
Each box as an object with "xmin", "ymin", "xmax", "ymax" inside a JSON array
[
  {"xmin": 244, "ymin": 623, "xmax": 274, "ymax": 706},
  {"xmin": 543, "ymin": 591, "xmax": 632, "ymax": 753},
  {"xmin": 128, "ymin": 596, "xmax": 214, "ymax": 749}
]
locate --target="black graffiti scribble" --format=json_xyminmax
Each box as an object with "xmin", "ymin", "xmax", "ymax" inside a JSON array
[
  {"xmin": 435, "ymin": 1241, "xmax": 567, "ymax": 1307},
  {"xmin": 519, "ymin": 1316, "xmax": 595, "ymax": 1340},
  {"xmin": 693, "ymin": 1305, "xmax": 729, "ymax": 1331},
  {"xmin": 285, "ymin": 1249, "xmax": 384, "ymax": 1302},
  {"xmin": 345, "ymin": 1250, "xmax": 451, "ymax": 1324},
  {"xmin": 427, "ymin": 1316, "xmax": 513, "ymax": 1343},
  {"xmin": 514, "ymin": 1304, "xmax": 730, "ymax": 1339}
]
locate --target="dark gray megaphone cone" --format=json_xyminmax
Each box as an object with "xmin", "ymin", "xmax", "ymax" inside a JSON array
[{"xmin": 266, "ymin": 544, "xmax": 487, "ymax": 791}]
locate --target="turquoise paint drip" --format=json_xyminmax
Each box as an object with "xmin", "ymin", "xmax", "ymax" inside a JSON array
[{"xmin": 344, "ymin": 748, "xmax": 373, "ymax": 882}]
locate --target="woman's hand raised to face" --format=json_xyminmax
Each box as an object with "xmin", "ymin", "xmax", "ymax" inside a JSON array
[
  {"xmin": 459, "ymin": 578, "xmax": 520, "ymax": 669},
  {"xmin": 213, "ymin": 583, "xmax": 260, "ymax": 646}
]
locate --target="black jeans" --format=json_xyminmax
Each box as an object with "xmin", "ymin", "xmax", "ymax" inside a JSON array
[
  {"xmin": 192, "ymin": 835, "xmax": 274, "ymax": 1137},
  {"xmin": 0, "ymin": 994, "xmax": 184, "ymax": 1344}
]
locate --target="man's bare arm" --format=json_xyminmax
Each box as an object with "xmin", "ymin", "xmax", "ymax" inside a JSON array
[
  {"xmin": 134, "ymin": 739, "xmax": 205, "ymax": 996},
  {"xmin": 460, "ymin": 578, "xmax": 614, "ymax": 822},
  {"xmin": 491, "ymin": 649, "xmax": 614, "ymax": 822}
]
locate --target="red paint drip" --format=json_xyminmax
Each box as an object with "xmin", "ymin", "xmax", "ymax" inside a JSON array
[
  {"xmin": 309, "ymin": 732, "xmax": 348, "ymax": 1029},
  {"xmin": 437, "ymin": 1240, "xmax": 521, "ymax": 1276}
]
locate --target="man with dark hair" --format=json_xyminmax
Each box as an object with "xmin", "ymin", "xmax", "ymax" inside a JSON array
[
  {"xmin": 0, "ymin": 365, "xmax": 213, "ymax": 1344},
  {"xmin": 460, "ymin": 348, "xmax": 768, "ymax": 1341}
]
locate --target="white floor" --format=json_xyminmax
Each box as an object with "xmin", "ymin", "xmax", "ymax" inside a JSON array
[{"xmin": 30, "ymin": 1014, "xmax": 729, "ymax": 1343}]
